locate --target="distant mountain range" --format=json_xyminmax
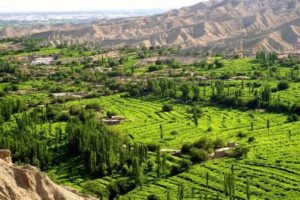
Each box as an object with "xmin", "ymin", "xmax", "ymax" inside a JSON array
[{"xmin": 1, "ymin": 0, "xmax": 300, "ymax": 54}]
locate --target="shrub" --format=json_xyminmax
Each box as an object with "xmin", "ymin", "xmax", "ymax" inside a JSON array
[
  {"xmin": 207, "ymin": 127, "xmax": 213, "ymax": 132},
  {"xmin": 214, "ymin": 59, "xmax": 224, "ymax": 68},
  {"xmin": 162, "ymin": 104, "xmax": 173, "ymax": 112},
  {"xmin": 0, "ymin": 91, "xmax": 5, "ymax": 97},
  {"xmin": 155, "ymin": 60, "xmax": 163, "ymax": 65},
  {"xmin": 147, "ymin": 194, "xmax": 161, "ymax": 200},
  {"xmin": 128, "ymin": 86, "xmax": 140, "ymax": 97},
  {"xmin": 292, "ymin": 104, "xmax": 300, "ymax": 114},
  {"xmin": 219, "ymin": 72, "xmax": 232, "ymax": 80},
  {"xmin": 107, "ymin": 111, "xmax": 117, "ymax": 118},
  {"xmin": 193, "ymin": 137, "xmax": 214, "ymax": 151},
  {"xmin": 170, "ymin": 165, "xmax": 181, "ymax": 176},
  {"xmin": 46, "ymin": 106, "xmax": 60, "ymax": 120},
  {"xmin": 170, "ymin": 159, "xmax": 193, "ymax": 176},
  {"xmin": 147, "ymin": 143, "xmax": 159, "ymax": 152},
  {"xmin": 137, "ymin": 51, "xmax": 146, "ymax": 59},
  {"xmin": 57, "ymin": 112, "xmax": 70, "ymax": 122},
  {"xmin": 213, "ymin": 137, "xmax": 226, "ymax": 148},
  {"xmin": 3, "ymin": 84, "xmax": 18, "ymax": 92},
  {"xmin": 231, "ymin": 145, "xmax": 249, "ymax": 158},
  {"xmin": 148, "ymin": 65, "xmax": 161, "ymax": 72},
  {"xmin": 237, "ymin": 131, "xmax": 247, "ymax": 138},
  {"xmin": 252, "ymin": 82, "xmax": 262, "ymax": 88},
  {"xmin": 82, "ymin": 180, "xmax": 108, "ymax": 198},
  {"xmin": 179, "ymin": 159, "xmax": 192, "ymax": 170},
  {"xmin": 248, "ymin": 136, "xmax": 255, "ymax": 143},
  {"xmin": 115, "ymin": 180, "xmax": 135, "ymax": 195},
  {"xmin": 233, "ymin": 54, "xmax": 240, "ymax": 59},
  {"xmin": 277, "ymin": 81, "xmax": 289, "ymax": 91},
  {"xmin": 69, "ymin": 105, "xmax": 82, "ymax": 115},
  {"xmin": 86, "ymin": 103, "xmax": 101, "ymax": 111},
  {"xmin": 271, "ymin": 87, "xmax": 278, "ymax": 93},
  {"xmin": 246, "ymin": 98, "xmax": 260, "ymax": 109},
  {"xmin": 266, "ymin": 102, "xmax": 290, "ymax": 113},
  {"xmin": 107, "ymin": 183, "xmax": 119, "ymax": 200},
  {"xmin": 181, "ymin": 143, "xmax": 192, "ymax": 153},
  {"xmin": 287, "ymin": 114, "xmax": 299, "ymax": 122},
  {"xmin": 170, "ymin": 130, "xmax": 178, "ymax": 136},
  {"xmin": 146, "ymin": 160, "xmax": 155, "ymax": 172},
  {"xmin": 190, "ymin": 148, "xmax": 209, "ymax": 163}
]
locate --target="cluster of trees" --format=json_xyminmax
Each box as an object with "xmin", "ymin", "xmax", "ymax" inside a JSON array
[
  {"xmin": 127, "ymin": 78, "xmax": 176, "ymax": 98},
  {"xmin": 66, "ymin": 113, "xmax": 149, "ymax": 180},
  {"xmin": 136, "ymin": 46, "xmax": 179, "ymax": 59},
  {"xmin": 0, "ymin": 97, "xmax": 25, "ymax": 122},
  {"xmin": 181, "ymin": 137, "xmax": 249, "ymax": 164},
  {"xmin": 181, "ymin": 137, "xmax": 225, "ymax": 163},
  {"xmin": 0, "ymin": 59, "xmax": 16, "ymax": 73},
  {"xmin": 194, "ymin": 59, "xmax": 224, "ymax": 69},
  {"xmin": 0, "ymin": 38, "xmax": 41, "ymax": 56},
  {"xmin": 148, "ymin": 65, "xmax": 163, "ymax": 72},
  {"xmin": 0, "ymin": 102, "xmax": 169, "ymax": 198},
  {"xmin": 256, "ymin": 51, "xmax": 278, "ymax": 65},
  {"xmin": 126, "ymin": 78, "xmax": 300, "ymax": 116},
  {"xmin": 155, "ymin": 58, "xmax": 179, "ymax": 69},
  {"xmin": 279, "ymin": 54, "xmax": 299, "ymax": 68},
  {"xmin": 0, "ymin": 110, "xmax": 51, "ymax": 170}
]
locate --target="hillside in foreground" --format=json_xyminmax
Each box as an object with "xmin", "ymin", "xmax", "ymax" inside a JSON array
[{"xmin": 0, "ymin": 150, "xmax": 95, "ymax": 200}]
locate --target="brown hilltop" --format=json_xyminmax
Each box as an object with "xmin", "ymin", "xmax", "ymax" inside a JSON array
[
  {"xmin": 0, "ymin": 149, "xmax": 95, "ymax": 200},
  {"xmin": 1, "ymin": 0, "xmax": 300, "ymax": 54}
]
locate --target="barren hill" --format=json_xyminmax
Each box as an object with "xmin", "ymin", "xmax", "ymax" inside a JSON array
[
  {"xmin": 2, "ymin": 0, "xmax": 300, "ymax": 53},
  {"xmin": 0, "ymin": 150, "xmax": 95, "ymax": 200}
]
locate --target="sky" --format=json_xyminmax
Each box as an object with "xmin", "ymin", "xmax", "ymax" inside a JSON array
[{"xmin": 0, "ymin": 0, "xmax": 203, "ymax": 12}]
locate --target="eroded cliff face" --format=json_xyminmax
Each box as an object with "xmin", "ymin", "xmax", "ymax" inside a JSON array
[
  {"xmin": 1, "ymin": 0, "xmax": 300, "ymax": 54},
  {"xmin": 0, "ymin": 150, "xmax": 95, "ymax": 200}
]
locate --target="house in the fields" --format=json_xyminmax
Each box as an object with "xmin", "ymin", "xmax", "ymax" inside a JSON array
[
  {"xmin": 102, "ymin": 119, "xmax": 121, "ymax": 125},
  {"xmin": 31, "ymin": 57, "xmax": 54, "ymax": 66},
  {"xmin": 231, "ymin": 76, "xmax": 251, "ymax": 80},
  {"xmin": 228, "ymin": 142, "xmax": 237, "ymax": 148},
  {"xmin": 211, "ymin": 142, "xmax": 238, "ymax": 159},
  {"xmin": 102, "ymin": 116, "xmax": 126, "ymax": 125},
  {"xmin": 212, "ymin": 147, "xmax": 231, "ymax": 158},
  {"xmin": 195, "ymin": 76, "xmax": 207, "ymax": 81}
]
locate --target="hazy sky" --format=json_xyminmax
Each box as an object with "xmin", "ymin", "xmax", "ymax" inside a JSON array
[{"xmin": 0, "ymin": 0, "xmax": 203, "ymax": 12}]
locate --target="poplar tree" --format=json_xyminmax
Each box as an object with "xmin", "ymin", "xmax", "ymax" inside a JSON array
[
  {"xmin": 156, "ymin": 146, "xmax": 161, "ymax": 177},
  {"xmin": 246, "ymin": 178, "xmax": 251, "ymax": 200},
  {"xmin": 177, "ymin": 183, "xmax": 185, "ymax": 200},
  {"xmin": 267, "ymin": 119, "xmax": 270, "ymax": 133},
  {"xmin": 159, "ymin": 124, "xmax": 164, "ymax": 141}
]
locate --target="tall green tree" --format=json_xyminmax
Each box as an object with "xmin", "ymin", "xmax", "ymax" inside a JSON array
[{"xmin": 180, "ymin": 84, "xmax": 190, "ymax": 102}]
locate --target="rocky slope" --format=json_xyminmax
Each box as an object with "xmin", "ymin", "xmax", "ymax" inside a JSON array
[
  {"xmin": 0, "ymin": 150, "xmax": 95, "ymax": 200},
  {"xmin": 1, "ymin": 0, "xmax": 300, "ymax": 53}
]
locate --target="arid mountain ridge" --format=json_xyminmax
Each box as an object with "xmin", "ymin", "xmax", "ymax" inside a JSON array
[{"xmin": 1, "ymin": 0, "xmax": 300, "ymax": 54}]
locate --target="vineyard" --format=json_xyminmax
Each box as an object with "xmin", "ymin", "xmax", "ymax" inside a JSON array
[
  {"xmin": 0, "ymin": 39, "xmax": 300, "ymax": 200},
  {"xmin": 63, "ymin": 95, "xmax": 300, "ymax": 199}
]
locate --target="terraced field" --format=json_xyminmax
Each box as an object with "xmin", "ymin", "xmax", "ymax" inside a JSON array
[
  {"xmin": 61, "ymin": 94, "xmax": 300, "ymax": 199},
  {"xmin": 65, "ymin": 94, "xmax": 287, "ymax": 149},
  {"xmin": 124, "ymin": 121, "xmax": 300, "ymax": 200},
  {"xmin": 1, "ymin": 38, "xmax": 299, "ymax": 199}
]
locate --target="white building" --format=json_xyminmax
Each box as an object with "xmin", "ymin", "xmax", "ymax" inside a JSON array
[{"xmin": 31, "ymin": 57, "xmax": 54, "ymax": 66}]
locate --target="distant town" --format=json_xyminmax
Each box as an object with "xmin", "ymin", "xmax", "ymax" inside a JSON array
[{"xmin": 0, "ymin": 10, "xmax": 163, "ymax": 22}]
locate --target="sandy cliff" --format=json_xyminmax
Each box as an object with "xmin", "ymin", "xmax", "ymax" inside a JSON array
[{"xmin": 0, "ymin": 149, "xmax": 95, "ymax": 200}]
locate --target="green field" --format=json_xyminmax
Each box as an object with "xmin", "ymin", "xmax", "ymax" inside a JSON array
[
  {"xmin": 0, "ymin": 39, "xmax": 300, "ymax": 199},
  {"xmin": 61, "ymin": 95, "xmax": 299, "ymax": 199}
]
